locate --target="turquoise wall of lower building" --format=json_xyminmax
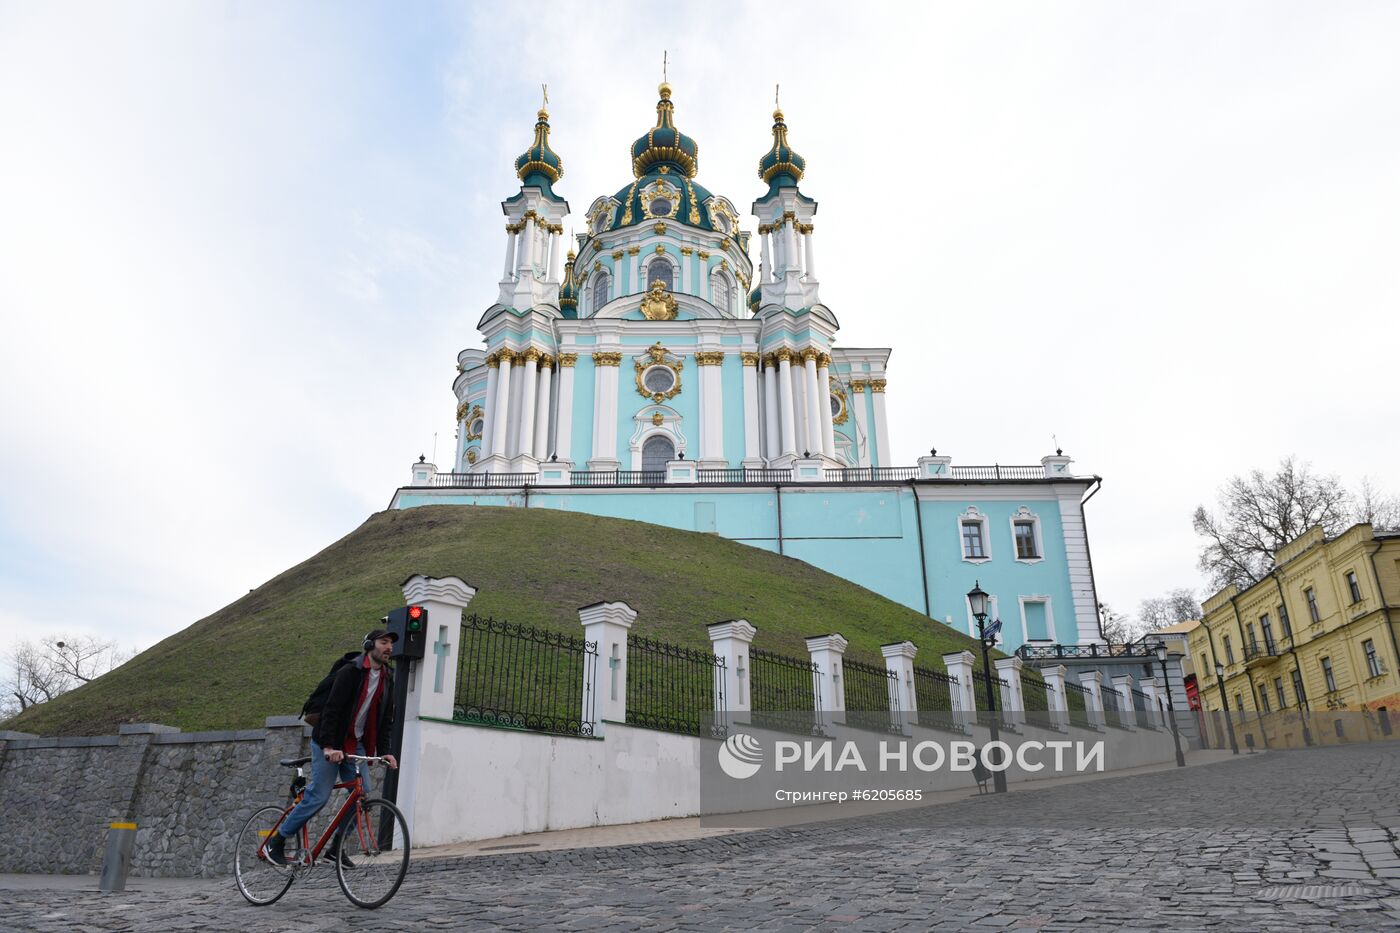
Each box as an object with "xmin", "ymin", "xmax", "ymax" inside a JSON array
[{"xmin": 392, "ymin": 483, "xmax": 1090, "ymax": 652}]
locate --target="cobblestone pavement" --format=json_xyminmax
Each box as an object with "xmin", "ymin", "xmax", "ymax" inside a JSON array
[{"xmin": 7, "ymin": 743, "xmax": 1400, "ymax": 932}]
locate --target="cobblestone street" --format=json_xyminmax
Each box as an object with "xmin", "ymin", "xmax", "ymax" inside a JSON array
[{"xmin": 7, "ymin": 743, "xmax": 1400, "ymax": 932}]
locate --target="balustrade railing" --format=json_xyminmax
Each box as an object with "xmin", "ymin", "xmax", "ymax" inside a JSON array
[
  {"xmin": 625, "ymin": 633, "xmax": 727, "ymax": 738},
  {"xmin": 947, "ymin": 465, "xmax": 1048, "ymax": 480},
  {"xmin": 419, "ymin": 463, "xmax": 1059, "ymax": 489},
  {"xmin": 454, "ymin": 614, "xmax": 597, "ymax": 737}
]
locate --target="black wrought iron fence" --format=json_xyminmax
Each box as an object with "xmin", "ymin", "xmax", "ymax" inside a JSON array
[
  {"xmin": 625, "ymin": 633, "xmax": 727, "ymax": 738},
  {"xmin": 841, "ymin": 657, "xmax": 901, "ymax": 734},
  {"xmin": 749, "ymin": 646, "xmax": 823, "ymax": 735},
  {"xmin": 1132, "ymin": 688, "xmax": 1157, "ymax": 730},
  {"xmin": 1100, "ymin": 682, "xmax": 1132, "ymax": 730},
  {"xmin": 1021, "ymin": 674, "xmax": 1053, "ymax": 727},
  {"xmin": 1064, "ymin": 680, "xmax": 1090, "ymax": 715},
  {"xmin": 972, "ymin": 670, "xmax": 1010, "ymax": 727},
  {"xmin": 454, "ymin": 614, "xmax": 597, "ymax": 737},
  {"xmin": 913, "ymin": 666, "xmax": 962, "ymax": 732}
]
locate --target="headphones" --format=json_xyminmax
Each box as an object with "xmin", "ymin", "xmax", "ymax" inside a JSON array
[{"xmin": 363, "ymin": 632, "xmax": 375, "ymax": 652}]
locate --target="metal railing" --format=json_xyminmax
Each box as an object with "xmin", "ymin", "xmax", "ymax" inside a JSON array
[
  {"xmin": 696, "ymin": 468, "xmax": 794, "ymax": 484},
  {"xmin": 1100, "ymin": 684, "xmax": 1132, "ymax": 730},
  {"xmin": 1244, "ymin": 641, "xmax": 1279, "ymax": 663},
  {"xmin": 1131, "ymin": 688, "xmax": 1158, "ymax": 730},
  {"xmin": 570, "ymin": 470, "xmax": 665, "ymax": 487},
  {"xmin": 625, "ymin": 634, "xmax": 727, "ymax": 738},
  {"xmin": 453, "ymin": 614, "xmax": 597, "ymax": 737},
  {"xmin": 972, "ymin": 670, "xmax": 1010, "ymax": 727},
  {"xmin": 429, "ymin": 472, "xmax": 538, "ymax": 488},
  {"xmin": 947, "ymin": 465, "xmax": 1048, "ymax": 480},
  {"xmin": 1021, "ymin": 674, "xmax": 1053, "ymax": 728},
  {"xmin": 1017, "ymin": 642, "xmax": 1158, "ymax": 661},
  {"xmin": 913, "ymin": 666, "xmax": 962, "ymax": 732},
  {"xmin": 749, "ymin": 646, "xmax": 823, "ymax": 736},
  {"xmin": 841, "ymin": 657, "xmax": 901, "ymax": 734},
  {"xmin": 825, "ymin": 467, "xmax": 921, "ymax": 483},
  {"xmin": 1064, "ymin": 680, "xmax": 1090, "ymax": 714},
  {"xmin": 420, "ymin": 463, "xmax": 1059, "ymax": 490}
]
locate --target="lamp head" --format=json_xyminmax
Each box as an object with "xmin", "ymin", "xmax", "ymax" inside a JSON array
[
  {"xmin": 1155, "ymin": 641, "xmax": 1168, "ymax": 663},
  {"xmin": 1215, "ymin": 662, "xmax": 1225, "ymax": 678},
  {"xmin": 967, "ymin": 581, "xmax": 989, "ymax": 622}
]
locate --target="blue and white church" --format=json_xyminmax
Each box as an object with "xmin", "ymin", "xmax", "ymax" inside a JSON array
[{"xmin": 391, "ymin": 82, "xmax": 1108, "ymax": 652}]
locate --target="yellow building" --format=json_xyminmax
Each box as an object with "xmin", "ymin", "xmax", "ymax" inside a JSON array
[{"xmin": 1187, "ymin": 523, "xmax": 1400, "ymax": 749}]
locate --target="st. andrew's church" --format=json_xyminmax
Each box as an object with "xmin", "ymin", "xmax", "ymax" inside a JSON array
[{"xmin": 392, "ymin": 81, "xmax": 1107, "ymax": 653}]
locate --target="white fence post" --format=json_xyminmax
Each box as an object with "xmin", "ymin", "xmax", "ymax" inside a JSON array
[
  {"xmin": 1040, "ymin": 664, "xmax": 1069, "ymax": 731},
  {"xmin": 1078, "ymin": 670, "xmax": 1106, "ymax": 729},
  {"xmin": 579, "ymin": 601, "xmax": 638, "ymax": 736},
  {"xmin": 806, "ymin": 634, "xmax": 848, "ymax": 726},
  {"xmin": 994, "ymin": 656, "xmax": 1025, "ymax": 729},
  {"xmin": 707, "ymin": 620, "xmax": 756, "ymax": 722},
  {"xmin": 1140, "ymin": 676, "xmax": 1165, "ymax": 728},
  {"xmin": 1111, "ymin": 675, "xmax": 1137, "ymax": 730},
  {"xmin": 397, "ymin": 574, "xmax": 477, "ymax": 846},
  {"xmin": 882, "ymin": 642, "xmax": 918, "ymax": 732},
  {"xmin": 941, "ymin": 650, "xmax": 978, "ymax": 729}
]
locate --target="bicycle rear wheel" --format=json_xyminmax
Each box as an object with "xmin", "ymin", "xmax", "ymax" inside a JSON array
[
  {"xmin": 335, "ymin": 797, "xmax": 410, "ymax": 909},
  {"xmin": 233, "ymin": 806, "xmax": 295, "ymax": 906}
]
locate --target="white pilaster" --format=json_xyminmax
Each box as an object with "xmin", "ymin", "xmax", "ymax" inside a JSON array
[
  {"xmin": 803, "ymin": 230, "xmax": 817, "ymax": 280},
  {"xmin": 532, "ymin": 359, "xmax": 553, "ymax": 459},
  {"xmin": 872, "ymin": 384, "xmax": 891, "ymax": 468},
  {"xmin": 707, "ymin": 620, "xmax": 757, "ymax": 720},
  {"xmin": 783, "ymin": 221, "xmax": 798, "ymax": 276},
  {"xmin": 762, "ymin": 358, "xmax": 780, "ymax": 460},
  {"xmin": 741, "ymin": 355, "xmax": 761, "ymax": 467},
  {"xmin": 589, "ymin": 354, "xmax": 621, "ymax": 470},
  {"xmin": 1040, "ymin": 664, "xmax": 1070, "ymax": 731},
  {"xmin": 1078, "ymin": 670, "xmax": 1106, "ymax": 729},
  {"xmin": 760, "ymin": 233, "xmax": 773, "ymax": 283},
  {"xmin": 506, "ymin": 354, "xmax": 525, "ymax": 458},
  {"xmin": 850, "ymin": 382, "xmax": 870, "ymax": 467},
  {"xmin": 481, "ymin": 362, "xmax": 500, "ymax": 460},
  {"xmin": 517, "ymin": 353, "xmax": 539, "ymax": 462},
  {"xmin": 554, "ymin": 358, "xmax": 575, "ymax": 461},
  {"xmin": 790, "ymin": 355, "xmax": 808, "ymax": 454},
  {"xmin": 516, "ymin": 218, "xmax": 534, "ymax": 277},
  {"xmin": 490, "ymin": 354, "xmax": 513, "ymax": 463},
  {"xmin": 698, "ymin": 354, "xmax": 724, "ymax": 468},
  {"xmin": 1112, "ymin": 675, "xmax": 1137, "ymax": 730},
  {"xmin": 777, "ymin": 353, "xmax": 797, "ymax": 456},
  {"xmin": 881, "ymin": 641, "xmax": 918, "ymax": 729},
  {"xmin": 579, "ymin": 601, "xmax": 638, "ymax": 735},
  {"xmin": 1139, "ymin": 677, "xmax": 1164, "ymax": 729},
  {"xmin": 816, "ymin": 359, "xmax": 836, "ymax": 459},
  {"xmin": 396, "ymin": 575, "xmax": 477, "ymax": 845},
  {"xmin": 502, "ymin": 228, "xmax": 516, "ymax": 281},
  {"xmin": 941, "ymin": 650, "xmax": 978, "ymax": 728},
  {"xmin": 547, "ymin": 233, "xmax": 561, "ymax": 284},
  {"xmin": 805, "ymin": 633, "xmax": 848, "ymax": 723},
  {"xmin": 802, "ymin": 352, "xmax": 823, "ymax": 457},
  {"xmin": 994, "ymin": 656, "xmax": 1026, "ymax": 728}
]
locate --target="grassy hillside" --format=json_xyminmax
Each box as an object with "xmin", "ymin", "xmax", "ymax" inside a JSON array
[{"xmin": 5, "ymin": 505, "xmax": 990, "ymax": 736}]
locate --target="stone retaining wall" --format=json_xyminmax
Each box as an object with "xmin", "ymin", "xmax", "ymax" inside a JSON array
[{"xmin": 0, "ymin": 718, "xmax": 315, "ymax": 878}]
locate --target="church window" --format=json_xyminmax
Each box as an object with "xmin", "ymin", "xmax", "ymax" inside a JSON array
[
  {"xmin": 649, "ymin": 196, "xmax": 673, "ymax": 218},
  {"xmin": 713, "ymin": 211, "xmax": 731, "ymax": 235},
  {"xmin": 469, "ymin": 418, "xmax": 485, "ymax": 438},
  {"xmin": 641, "ymin": 435, "xmax": 675, "ymax": 472},
  {"xmin": 593, "ymin": 271, "xmax": 612, "ymax": 310},
  {"xmin": 961, "ymin": 521, "xmax": 985, "ymax": 560},
  {"xmin": 642, "ymin": 365, "xmax": 677, "ymax": 395},
  {"xmin": 829, "ymin": 394, "xmax": 841, "ymax": 417},
  {"xmin": 648, "ymin": 258, "xmax": 674, "ymax": 291},
  {"xmin": 592, "ymin": 211, "xmax": 608, "ymax": 234},
  {"xmin": 711, "ymin": 273, "xmax": 731, "ymax": 313}
]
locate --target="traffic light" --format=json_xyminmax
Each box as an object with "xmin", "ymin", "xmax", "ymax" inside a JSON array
[{"xmin": 385, "ymin": 605, "xmax": 428, "ymax": 660}]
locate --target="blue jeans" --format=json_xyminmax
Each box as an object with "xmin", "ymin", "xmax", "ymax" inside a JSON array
[{"xmin": 278, "ymin": 740, "xmax": 372, "ymax": 839}]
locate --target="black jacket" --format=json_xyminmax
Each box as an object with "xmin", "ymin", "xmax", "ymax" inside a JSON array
[{"xmin": 314, "ymin": 655, "xmax": 396, "ymax": 756}]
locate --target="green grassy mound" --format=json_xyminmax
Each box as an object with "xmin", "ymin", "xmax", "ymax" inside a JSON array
[{"xmin": 5, "ymin": 505, "xmax": 989, "ymax": 736}]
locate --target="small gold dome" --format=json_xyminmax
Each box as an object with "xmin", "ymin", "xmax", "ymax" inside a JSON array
[{"xmin": 658, "ymin": 82, "xmax": 672, "ymax": 100}]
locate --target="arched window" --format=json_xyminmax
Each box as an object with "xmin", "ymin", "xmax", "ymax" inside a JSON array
[
  {"xmin": 647, "ymin": 258, "xmax": 674, "ymax": 291},
  {"xmin": 711, "ymin": 273, "xmax": 731, "ymax": 314},
  {"xmin": 641, "ymin": 435, "xmax": 675, "ymax": 472},
  {"xmin": 592, "ymin": 271, "xmax": 611, "ymax": 311}
]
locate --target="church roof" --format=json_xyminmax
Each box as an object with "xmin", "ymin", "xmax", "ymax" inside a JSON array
[
  {"xmin": 631, "ymin": 83, "xmax": 697, "ymax": 178},
  {"xmin": 602, "ymin": 84, "xmax": 717, "ymax": 233},
  {"xmin": 758, "ymin": 108, "xmax": 805, "ymax": 191},
  {"xmin": 557, "ymin": 249, "xmax": 579, "ymax": 318},
  {"xmin": 515, "ymin": 108, "xmax": 563, "ymax": 190}
]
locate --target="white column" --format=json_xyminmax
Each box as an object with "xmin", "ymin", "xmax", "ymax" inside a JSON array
[
  {"xmin": 1078, "ymin": 670, "xmax": 1106, "ymax": 729},
  {"xmin": 516, "ymin": 218, "xmax": 534, "ymax": 277},
  {"xmin": 850, "ymin": 382, "xmax": 870, "ymax": 467},
  {"xmin": 579, "ymin": 601, "xmax": 637, "ymax": 736},
  {"xmin": 994, "ymin": 656, "xmax": 1026, "ymax": 728},
  {"xmin": 490, "ymin": 353, "xmax": 513, "ymax": 463},
  {"xmin": 1041, "ymin": 665, "xmax": 1070, "ymax": 731},
  {"xmin": 707, "ymin": 620, "xmax": 757, "ymax": 720},
  {"xmin": 502, "ymin": 227, "xmax": 517, "ymax": 280},
  {"xmin": 806, "ymin": 634, "xmax": 848, "ymax": 724},
  {"xmin": 804, "ymin": 229, "xmax": 816, "ymax": 280},
  {"xmin": 762, "ymin": 358, "xmax": 780, "ymax": 460},
  {"xmin": 516, "ymin": 352, "xmax": 539, "ymax": 462},
  {"xmin": 396, "ymin": 575, "xmax": 477, "ymax": 845},
  {"xmin": 506, "ymin": 355, "xmax": 525, "ymax": 457},
  {"xmin": 772, "ymin": 226, "xmax": 784, "ymax": 276},
  {"xmin": 554, "ymin": 356, "xmax": 575, "ymax": 462},
  {"xmin": 1112, "ymin": 675, "xmax": 1137, "ymax": 730},
  {"xmin": 590, "ymin": 353, "xmax": 620, "ymax": 468},
  {"xmin": 816, "ymin": 357, "xmax": 836, "ymax": 459},
  {"xmin": 698, "ymin": 353, "xmax": 724, "ymax": 466},
  {"xmin": 941, "ymin": 650, "xmax": 978, "ymax": 728},
  {"xmin": 783, "ymin": 221, "xmax": 798, "ymax": 275},
  {"xmin": 871, "ymin": 381, "xmax": 891, "ymax": 467},
  {"xmin": 532, "ymin": 358, "xmax": 553, "ymax": 459},
  {"xmin": 777, "ymin": 353, "xmax": 796, "ymax": 455},
  {"xmin": 680, "ymin": 251, "xmax": 690, "ymax": 294},
  {"xmin": 632, "ymin": 252, "xmax": 642, "ymax": 293},
  {"xmin": 802, "ymin": 351, "xmax": 823, "ymax": 457},
  {"xmin": 741, "ymin": 354, "xmax": 760, "ymax": 465},
  {"xmin": 760, "ymin": 232, "xmax": 773, "ymax": 283},
  {"xmin": 791, "ymin": 357, "xmax": 808, "ymax": 454},
  {"xmin": 547, "ymin": 232, "xmax": 561, "ymax": 283},
  {"xmin": 882, "ymin": 641, "xmax": 918, "ymax": 729},
  {"xmin": 481, "ymin": 361, "xmax": 500, "ymax": 460}
]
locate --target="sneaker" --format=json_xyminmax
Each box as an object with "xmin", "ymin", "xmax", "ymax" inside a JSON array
[
  {"xmin": 327, "ymin": 843, "xmax": 355, "ymax": 869},
  {"xmin": 264, "ymin": 832, "xmax": 290, "ymax": 865}
]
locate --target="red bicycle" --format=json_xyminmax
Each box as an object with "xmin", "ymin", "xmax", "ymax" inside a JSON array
[{"xmin": 233, "ymin": 754, "xmax": 410, "ymax": 909}]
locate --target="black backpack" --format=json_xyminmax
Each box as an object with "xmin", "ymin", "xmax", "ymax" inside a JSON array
[{"xmin": 300, "ymin": 651, "xmax": 360, "ymax": 726}]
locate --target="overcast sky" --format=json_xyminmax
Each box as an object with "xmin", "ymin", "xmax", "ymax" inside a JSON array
[{"xmin": 2, "ymin": 1, "xmax": 1396, "ymax": 654}]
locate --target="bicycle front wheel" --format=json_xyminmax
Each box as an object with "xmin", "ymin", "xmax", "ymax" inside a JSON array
[
  {"xmin": 233, "ymin": 806, "xmax": 295, "ymax": 906},
  {"xmin": 335, "ymin": 797, "xmax": 410, "ymax": 909}
]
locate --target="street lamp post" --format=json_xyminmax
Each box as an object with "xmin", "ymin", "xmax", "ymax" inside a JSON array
[
  {"xmin": 1153, "ymin": 641, "xmax": 1187, "ymax": 768},
  {"xmin": 967, "ymin": 582, "xmax": 1008, "ymax": 794},
  {"xmin": 1214, "ymin": 661, "xmax": 1240, "ymax": 755}
]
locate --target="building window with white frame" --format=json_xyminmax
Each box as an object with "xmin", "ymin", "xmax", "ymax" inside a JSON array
[
  {"xmin": 1321, "ymin": 656, "xmax": 1338, "ymax": 693},
  {"xmin": 1022, "ymin": 598, "xmax": 1051, "ymax": 642},
  {"xmin": 710, "ymin": 271, "xmax": 731, "ymax": 314},
  {"xmin": 1365, "ymin": 639, "xmax": 1383, "ymax": 678},
  {"xmin": 1014, "ymin": 521, "xmax": 1037, "ymax": 560},
  {"xmin": 1346, "ymin": 571, "xmax": 1362, "ymax": 604},
  {"xmin": 961, "ymin": 520, "xmax": 986, "ymax": 560},
  {"xmin": 647, "ymin": 257, "xmax": 674, "ymax": 291},
  {"xmin": 1305, "ymin": 586, "xmax": 1320, "ymax": 623},
  {"xmin": 592, "ymin": 270, "xmax": 612, "ymax": 311}
]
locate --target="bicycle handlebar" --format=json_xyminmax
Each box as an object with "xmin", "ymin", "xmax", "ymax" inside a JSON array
[{"xmin": 345, "ymin": 754, "xmax": 392, "ymax": 764}]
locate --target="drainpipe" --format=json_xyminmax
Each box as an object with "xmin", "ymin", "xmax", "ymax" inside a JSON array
[
  {"xmin": 1270, "ymin": 569, "xmax": 1313, "ymax": 745},
  {"xmin": 1080, "ymin": 477, "xmax": 1105, "ymax": 639},
  {"xmin": 775, "ymin": 483, "xmax": 784, "ymax": 556},
  {"xmin": 909, "ymin": 480, "xmax": 932, "ymax": 618},
  {"xmin": 1368, "ymin": 538, "xmax": 1400, "ymax": 684}
]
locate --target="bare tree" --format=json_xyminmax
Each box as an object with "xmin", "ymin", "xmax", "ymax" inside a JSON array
[
  {"xmin": 1098, "ymin": 602, "xmax": 1139, "ymax": 644},
  {"xmin": 1355, "ymin": 476, "xmax": 1400, "ymax": 531},
  {"xmin": 1138, "ymin": 588, "xmax": 1200, "ymax": 631},
  {"xmin": 1, "ymin": 634, "xmax": 129, "ymax": 721},
  {"xmin": 1193, "ymin": 456, "xmax": 1352, "ymax": 591}
]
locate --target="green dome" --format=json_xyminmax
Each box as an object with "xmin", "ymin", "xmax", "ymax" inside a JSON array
[
  {"xmin": 758, "ymin": 109, "xmax": 805, "ymax": 189},
  {"xmin": 630, "ymin": 84, "xmax": 698, "ymax": 179},
  {"xmin": 608, "ymin": 171, "xmax": 716, "ymax": 231},
  {"xmin": 557, "ymin": 249, "xmax": 579, "ymax": 317},
  {"xmin": 515, "ymin": 109, "xmax": 563, "ymax": 187},
  {"xmin": 748, "ymin": 283, "xmax": 761, "ymax": 312}
]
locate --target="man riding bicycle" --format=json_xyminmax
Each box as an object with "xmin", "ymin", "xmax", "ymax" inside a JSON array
[{"xmin": 266, "ymin": 629, "xmax": 400, "ymax": 865}]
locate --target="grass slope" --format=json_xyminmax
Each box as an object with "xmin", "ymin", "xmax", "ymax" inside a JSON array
[{"xmin": 6, "ymin": 505, "xmax": 990, "ymax": 736}]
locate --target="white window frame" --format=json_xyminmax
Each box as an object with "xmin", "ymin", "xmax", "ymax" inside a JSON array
[
  {"xmin": 709, "ymin": 267, "xmax": 735, "ymax": 315},
  {"xmin": 642, "ymin": 253, "xmax": 675, "ymax": 292},
  {"xmin": 1008, "ymin": 506, "xmax": 1044, "ymax": 564},
  {"xmin": 1018, "ymin": 596, "xmax": 1054, "ymax": 644},
  {"xmin": 958, "ymin": 506, "xmax": 992, "ymax": 564},
  {"xmin": 591, "ymin": 269, "xmax": 612, "ymax": 314}
]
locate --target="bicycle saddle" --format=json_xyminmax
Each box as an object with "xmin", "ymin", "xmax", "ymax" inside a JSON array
[{"xmin": 280, "ymin": 756, "xmax": 313, "ymax": 767}]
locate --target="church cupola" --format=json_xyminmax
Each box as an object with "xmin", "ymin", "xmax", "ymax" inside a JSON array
[
  {"xmin": 557, "ymin": 249, "xmax": 579, "ymax": 316},
  {"xmin": 515, "ymin": 107, "xmax": 564, "ymax": 191},
  {"xmin": 758, "ymin": 108, "xmax": 805, "ymax": 192},
  {"xmin": 630, "ymin": 83, "xmax": 699, "ymax": 179}
]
